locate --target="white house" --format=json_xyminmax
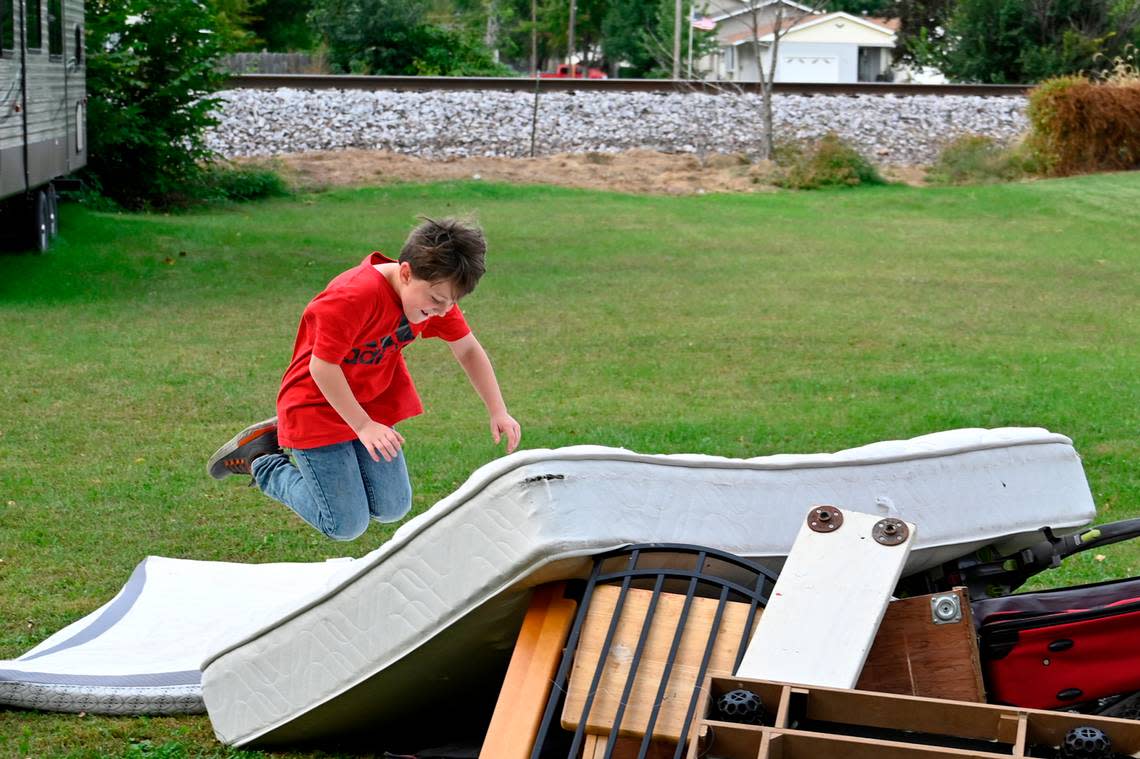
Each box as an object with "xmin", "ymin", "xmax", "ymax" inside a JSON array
[{"xmin": 697, "ymin": 2, "xmax": 900, "ymax": 84}]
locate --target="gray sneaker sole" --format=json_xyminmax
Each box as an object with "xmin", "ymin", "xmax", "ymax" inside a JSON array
[{"xmin": 207, "ymin": 417, "xmax": 279, "ymax": 479}]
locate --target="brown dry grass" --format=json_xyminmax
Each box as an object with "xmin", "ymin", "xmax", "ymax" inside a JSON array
[
  {"xmin": 238, "ymin": 148, "xmax": 927, "ymax": 195},
  {"xmin": 1028, "ymin": 76, "xmax": 1140, "ymax": 176}
]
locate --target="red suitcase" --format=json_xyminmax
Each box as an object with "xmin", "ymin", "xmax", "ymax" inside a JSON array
[{"xmin": 975, "ymin": 575, "xmax": 1140, "ymax": 709}]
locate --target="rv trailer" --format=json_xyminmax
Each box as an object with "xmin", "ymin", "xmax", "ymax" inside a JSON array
[{"xmin": 0, "ymin": 0, "xmax": 86, "ymax": 252}]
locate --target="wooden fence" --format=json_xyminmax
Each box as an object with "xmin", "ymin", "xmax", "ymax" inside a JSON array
[{"xmin": 218, "ymin": 52, "xmax": 324, "ymax": 75}]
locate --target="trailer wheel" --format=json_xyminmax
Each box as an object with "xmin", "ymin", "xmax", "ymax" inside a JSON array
[
  {"xmin": 31, "ymin": 189, "xmax": 50, "ymax": 253},
  {"xmin": 46, "ymin": 185, "xmax": 59, "ymax": 238}
]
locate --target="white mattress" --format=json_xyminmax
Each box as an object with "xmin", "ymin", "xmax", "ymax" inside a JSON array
[
  {"xmin": 0, "ymin": 557, "xmax": 351, "ymax": 714},
  {"xmin": 198, "ymin": 428, "xmax": 1096, "ymax": 747}
]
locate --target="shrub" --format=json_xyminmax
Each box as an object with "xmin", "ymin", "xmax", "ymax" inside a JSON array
[
  {"xmin": 75, "ymin": 163, "xmax": 290, "ymax": 211},
  {"xmin": 926, "ymin": 135, "xmax": 1033, "ymax": 185},
  {"xmin": 84, "ymin": 0, "xmax": 235, "ymax": 209},
  {"xmin": 310, "ymin": 0, "xmax": 513, "ymax": 76},
  {"xmin": 192, "ymin": 162, "xmax": 291, "ymax": 203},
  {"xmin": 1027, "ymin": 75, "xmax": 1140, "ymax": 176},
  {"xmin": 775, "ymin": 133, "xmax": 886, "ymax": 190},
  {"xmin": 408, "ymin": 25, "xmax": 518, "ymax": 77}
]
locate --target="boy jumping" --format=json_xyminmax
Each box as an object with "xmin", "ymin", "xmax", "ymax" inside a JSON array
[{"xmin": 207, "ymin": 217, "xmax": 521, "ymax": 540}]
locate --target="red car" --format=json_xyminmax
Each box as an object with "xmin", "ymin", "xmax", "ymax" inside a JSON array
[{"xmin": 539, "ymin": 64, "xmax": 608, "ymax": 79}]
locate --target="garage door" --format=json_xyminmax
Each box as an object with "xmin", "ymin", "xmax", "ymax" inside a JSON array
[{"xmin": 779, "ymin": 54, "xmax": 839, "ymax": 83}]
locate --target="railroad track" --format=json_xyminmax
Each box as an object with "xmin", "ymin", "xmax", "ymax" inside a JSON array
[{"xmin": 224, "ymin": 74, "xmax": 1031, "ymax": 97}]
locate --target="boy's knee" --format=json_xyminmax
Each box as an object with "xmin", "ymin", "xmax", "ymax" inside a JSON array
[
  {"xmin": 322, "ymin": 512, "xmax": 370, "ymax": 541},
  {"xmin": 374, "ymin": 489, "xmax": 412, "ymax": 524},
  {"xmin": 371, "ymin": 479, "xmax": 412, "ymax": 523},
  {"xmin": 394, "ymin": 491, "xmax": 412, "ymax": 521}
]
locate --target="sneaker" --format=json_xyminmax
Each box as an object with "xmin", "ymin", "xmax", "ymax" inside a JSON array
[{"xmin": 207, "ymin": 417, "xmax": 281, "ymax": 479}]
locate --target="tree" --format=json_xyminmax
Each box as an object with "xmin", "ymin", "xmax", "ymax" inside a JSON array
[
  {"xmin": 448, "ymin": 0, "xmax": 533, "ymax": 70},
  {"xmin": 444, "ymin": 0, "xmax": 716, "ymax": 77},
  {"xmin": 310, "ymin": 0, "xmax": 427, "ymax": 73},
  {"xmin": 211, "ymin": 0, "xmax": 259, "ymax": 49},
  {"xmin": 824, "ymin": 0, "xmax": 893, "ymax": 14},
  {"xmin": 246, "ymin": 0, "xmax": 316, "ymax": 51},
  {"xmin": 409, "ymin": 24, "xmax": 522, "ymax": 74},
  {"xmin": 84, "ymin": 0, "xmax": 232, "ymax": 208},
  {"xmin": 601, "ymin": 0, "xmax": 659, "ymax": 75},
  {"xmin": 930, "ymin": 0, "xmax": 1140, "ymax": 83},
  {"xmin": 635, "ymin": 0, "xmax": 720, "ymax": 78},
  {"xmin": 740, "ymin": 0, "xmax": 825, "ymax": 159},
  {"xmin": 887, "ymin": 0, "xmax": 955, "ymax": 66},
  {"xmin": 310, "ymin": 0, "xmax": 513, "ymax": 74},
  {"xmin": 531, "ymin": 0, "xmax": 609, "ymax": 67}
]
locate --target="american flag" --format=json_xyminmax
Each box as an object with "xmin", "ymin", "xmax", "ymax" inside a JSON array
[{"xmin": 691, "ymin": 11, "xmax": 717, "ymax": 31}]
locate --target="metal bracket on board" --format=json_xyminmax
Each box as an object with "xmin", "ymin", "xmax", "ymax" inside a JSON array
[
  {"xmin": 931, "ymin": 594, "xmax": 963, "ymax": 625},
  {"xmin": 873, "ymin": 518, "xmax": 910, "ymax": 546},
  {"xmin": 808, "ymin": 505, "xmax": 844, "ymax": 533}
]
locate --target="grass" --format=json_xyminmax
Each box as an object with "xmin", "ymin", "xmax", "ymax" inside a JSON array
[{"xmin": 1, "ymin": 174, "xmax": 1139, "ymax": 757}]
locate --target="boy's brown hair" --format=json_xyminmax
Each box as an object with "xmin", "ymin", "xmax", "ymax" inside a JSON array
[{"xmin": 399, "ymin": 217, "xmax": 486, "ymax": 297}]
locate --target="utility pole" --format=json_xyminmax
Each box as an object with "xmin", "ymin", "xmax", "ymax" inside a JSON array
[
  {"xmin": 568, "ymin": 0, "xmax": 577, "ymax": 77},
  {"xmin": 673, "ymin": 0, "xmax": 682, "ymax": 79}
]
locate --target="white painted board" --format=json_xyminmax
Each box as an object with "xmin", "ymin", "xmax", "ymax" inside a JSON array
[{"xmin": 735, "ymin": 506, "xmax": 916, "ymax": 687}]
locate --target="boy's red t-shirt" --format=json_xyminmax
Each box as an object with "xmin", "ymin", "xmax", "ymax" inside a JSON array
[{"xmin": 276, "ymin": 252, "xmax": 471, "ymax": 449}]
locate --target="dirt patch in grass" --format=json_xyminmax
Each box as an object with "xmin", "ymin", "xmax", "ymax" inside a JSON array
[
  {"xmin": 240, "ymin": 149, "xmax": 928, "ymax": 195},
  {"xmin": 880, "ymin": 164, "xmax": 929, "ymax": 186}
]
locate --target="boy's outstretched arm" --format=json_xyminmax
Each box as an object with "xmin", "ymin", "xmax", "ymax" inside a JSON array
[
  {"xmin": 447, "ymin": 333, "xmax": 521, "ymax": 454},
  {"xmin": 310, "ymin": 355, "xmax": 405, "ymax": 463}
]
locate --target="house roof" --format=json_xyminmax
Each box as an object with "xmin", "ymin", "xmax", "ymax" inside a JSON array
[
  {"xmin": 709, "ymin": 0, "xmax": 819, "ymax": 24},
  {"xmin": 721, "ymin": 11, "xmax": 899, "ymax": 46}
]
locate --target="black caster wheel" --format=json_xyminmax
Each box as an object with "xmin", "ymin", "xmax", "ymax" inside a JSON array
[
  {"xmin": 1058, "ymin": 725, "xmax": 1112, "ymax": 759},
  {"xmin": 716, "ymin": 688, "xmax": 765, "ymax": 725}
]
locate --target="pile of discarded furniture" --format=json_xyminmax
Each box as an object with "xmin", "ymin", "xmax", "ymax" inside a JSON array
[
  {"xmin": 2, "ymin": 428, "xmax": 1138, "ymax": 758},
  {"xmin": 485, "ymin": 513, "xmax": 1140, "ymax": 759}
]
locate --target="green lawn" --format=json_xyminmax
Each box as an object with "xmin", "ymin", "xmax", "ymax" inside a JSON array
[{"xmin": 1, "ymin": 175, "xmax": 1138, "ymax": 757}]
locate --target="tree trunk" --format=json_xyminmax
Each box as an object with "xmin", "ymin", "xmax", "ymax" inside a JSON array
[
  {"xmin": 760, "ymin": 6, "xmax": 784, "ymax": 160},
  {"xmin": 485, "ymin": 0, "xmax": 501, "ymax": 63}
]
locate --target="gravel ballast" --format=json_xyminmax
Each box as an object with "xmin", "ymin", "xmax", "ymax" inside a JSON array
[{"xmin": 205, "ymin": 87, "xmax": 1029, "ymax": 165}]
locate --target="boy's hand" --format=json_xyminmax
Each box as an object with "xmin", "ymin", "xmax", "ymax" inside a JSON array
[
  {"xmin": 490, "ymin": 412, "xmax": 521, "ymax": 454},
  {"xmin": 356, "ymin": 420, "xmax": 405, "ymax": 462}
]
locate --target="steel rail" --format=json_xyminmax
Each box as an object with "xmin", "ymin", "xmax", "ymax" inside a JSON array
[{"xmin": 224, "ymin": 73, "xmax": 1031, "ymax": 97}]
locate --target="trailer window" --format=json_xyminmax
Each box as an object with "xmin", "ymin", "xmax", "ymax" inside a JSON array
[
  {"xmin": 26, "ymin": 0, "xmax": 42, "ymax": 50},
  {"xmin": 47, "ymin": 0, "xmax": 60, "ymax": 56},
  {"xmin": 2, "ymin": 0, "xmax": 14, "ymax": 53},
  {"xmin": 73, "ymin": 22, "xmax": 81, "ymax": 65}
]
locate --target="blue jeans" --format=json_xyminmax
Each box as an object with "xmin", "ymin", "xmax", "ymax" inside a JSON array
[{"xmin": 251, "ymin": 440, "xmax": 412, "ymax": 541}]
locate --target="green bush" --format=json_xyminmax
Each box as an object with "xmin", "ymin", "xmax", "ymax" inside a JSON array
[
  {"xmin": 409, "ymin": 25, "xmax": 518, "ymax": 77},
  {"xmin": 193, "ymin": 162, "xmax": 291, "ymax": 203},
  {"xmin": 74, "ymin": 162, "xmax": 289, "ymax": 211},
  {"xmin": 926, "ymin": 135, "xmax": 1033, "ymax": 185},
  {"xmin": 310, "ymin": 0, "xmax": 514, "ymax": 76},
  {"xmin": 85, "ymin": 0, "xmax": 234, "ymax": 209},
  {"xmin": 775, "ymin": 133, "xmax": 886, "ymax": 190}
]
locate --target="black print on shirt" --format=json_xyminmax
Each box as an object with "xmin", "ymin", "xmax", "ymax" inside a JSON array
[{"xmin": 344, "ymin": 316, "xmax": 417, "ymax": 365}]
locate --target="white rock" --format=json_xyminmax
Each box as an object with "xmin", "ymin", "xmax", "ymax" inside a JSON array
[{"xmin": 203, "ymin": 88, "xmax": 1030, "ymax": 165}]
